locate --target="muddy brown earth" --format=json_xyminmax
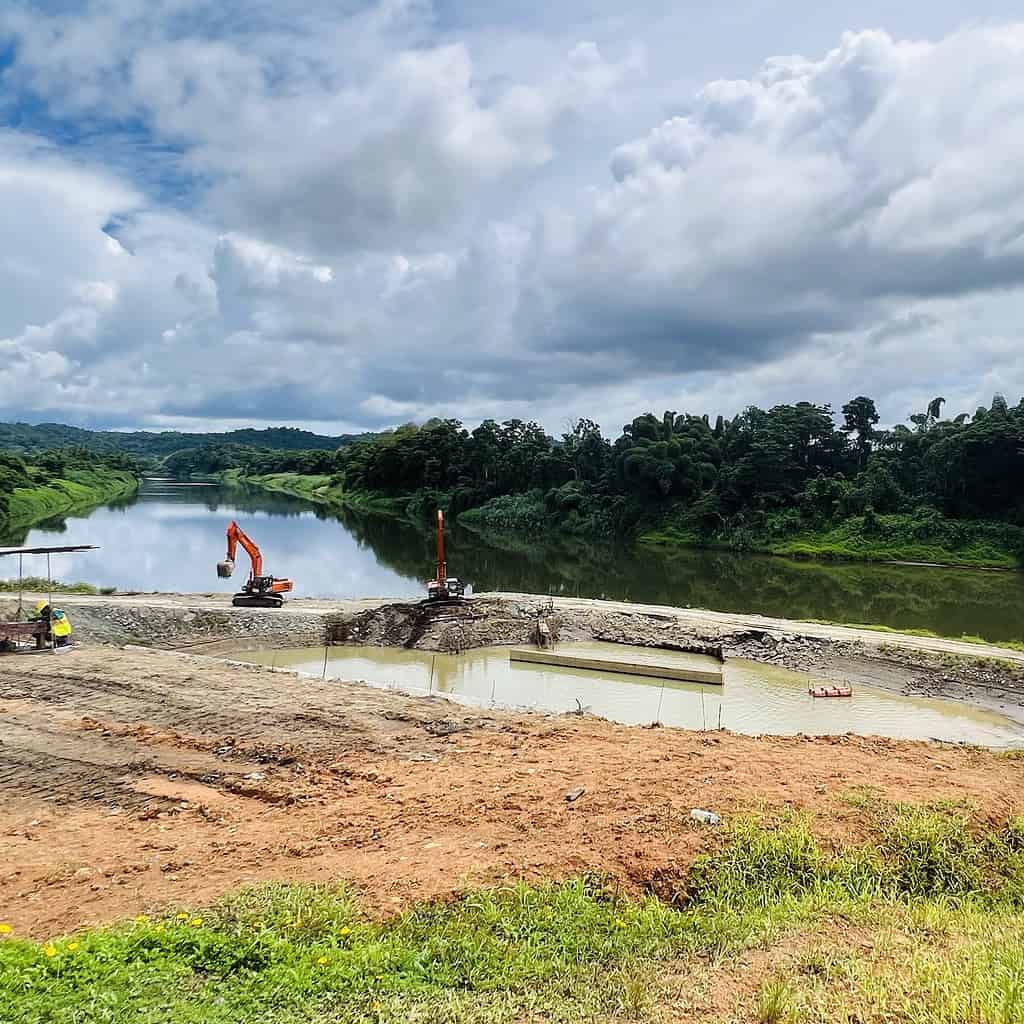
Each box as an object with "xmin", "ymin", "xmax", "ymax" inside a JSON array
[{"xmin": 2, "ymin": 644, "xmax": 1024, "ymax": 939}]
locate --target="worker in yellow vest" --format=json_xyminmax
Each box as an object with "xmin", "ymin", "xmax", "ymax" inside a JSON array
[{"xmin": 32, "ymin": 600, "xmax": 74, "ymax": 648}]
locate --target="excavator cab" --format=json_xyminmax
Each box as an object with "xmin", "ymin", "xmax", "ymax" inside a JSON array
[{"xmin": 218, "ymin": 521, "xmax": 294, "ymax": 608}]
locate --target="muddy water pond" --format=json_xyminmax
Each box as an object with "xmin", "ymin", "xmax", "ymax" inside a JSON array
[{"xmin": 237, "ymin": 641, "xmax": 1024, "ymax": 748}]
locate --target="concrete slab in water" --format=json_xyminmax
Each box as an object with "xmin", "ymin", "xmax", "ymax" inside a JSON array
[{"xmin": 509, "ymin": 646, "xmax": 724, "ymax": 685}]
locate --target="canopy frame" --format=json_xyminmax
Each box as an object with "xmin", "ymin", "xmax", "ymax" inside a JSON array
[{"xmin": 0, "ymin": 544, "xmax": 98, "ymax": 651}]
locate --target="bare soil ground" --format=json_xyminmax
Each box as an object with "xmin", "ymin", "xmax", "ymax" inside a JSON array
[{"xmin": 3, "ymin": 645, "xmax": 1022, "ymax": 939}]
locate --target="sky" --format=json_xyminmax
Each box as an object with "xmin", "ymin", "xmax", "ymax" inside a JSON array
[{"xmin": 2, "ymin": 1, "xmax": 1024, "ymax": 436}]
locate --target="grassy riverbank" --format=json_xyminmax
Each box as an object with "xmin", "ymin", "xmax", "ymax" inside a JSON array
[
  {"xmin": 3, "ymin": 805, "xmax": 1023, "ymax": 1023},
  {"xmin": 457, "ymin": 492, "xmax": 1024, "ymax": 569},
  {"xmin": 639, "ymin": 508, "xmax": 1024, "ymax": 569},
  {"xmin": 1, "ymin": 467, "xmax": 138, "ymax": 532},
  {"xmin": 0, "ymin": 576, "xmax": 112, "ymax": 595},
  {"xmin": 221, "ymin": 470, "xmax": 406, "ymax": 517}
]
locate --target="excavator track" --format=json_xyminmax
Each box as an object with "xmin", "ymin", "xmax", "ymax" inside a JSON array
[{"xmin": 231, "ymin": 594, "xmax": 285, "ymax": 609}]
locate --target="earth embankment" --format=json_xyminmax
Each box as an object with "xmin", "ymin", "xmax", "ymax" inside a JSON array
[{"xmin": 3, "ymin": 643, "xmax": 1023, "ymax": 939}]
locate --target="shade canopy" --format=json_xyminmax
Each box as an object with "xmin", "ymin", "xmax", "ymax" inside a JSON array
[{"xmin": 0, "ymin": 545, "xmax": 98, "ymax": 557}]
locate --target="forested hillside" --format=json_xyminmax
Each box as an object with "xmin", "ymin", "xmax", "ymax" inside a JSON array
[
  {"xmin": 0, "ymin": 448, "xmax": 140, "ymax": 531},
  {"xmin": 0, "ymin": 422, "xmax": 369, "ymax": 459},
  {"xmin": 166, "ymin": 395, "xmax": 1024, "ymax": 568}
]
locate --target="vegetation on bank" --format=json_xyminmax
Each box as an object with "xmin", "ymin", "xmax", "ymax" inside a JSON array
[
  {"xmin": 807, "ymin": 620, "xmax": 1024, "ymax": 654},
  {"xmin": 641, "ymin": 507, "xmax": 1024, "ymax": 568},
  {"xmin": 219, "ymin": 470, "xmax": 405, "ymax": 517},
  {"xmin": 172, "ymin": 392, "xmax": 1024, "ymax": 569},
  {"xmin": 0, "ymin": 448, "xmax": 140, "ymax": 531},
  {"xmin": 0, "ymin": 423, "xmax": 370, "ymax": 459},
  {"xmin": 0, "ymin": 576, "xmax": 114, "ymax": 595},
  {"xmin": 3, "ymin": 803, "xmax": 1024, "ymax": 1022}
]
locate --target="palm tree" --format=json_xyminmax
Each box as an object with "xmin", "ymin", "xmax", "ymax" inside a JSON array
[{"xmin": 926, "ymin": 396, "xmax": 946, "ymax": 424}]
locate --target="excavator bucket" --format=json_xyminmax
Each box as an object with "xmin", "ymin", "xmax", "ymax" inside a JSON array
[{"xmin": 216, "ymin": 559, "xmax": 235, "ymax": 579}]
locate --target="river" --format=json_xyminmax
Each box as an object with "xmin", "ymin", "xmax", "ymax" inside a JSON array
[{"xmin": 3, "ymin": 478, "xmax": 1024, "ymax": 644}]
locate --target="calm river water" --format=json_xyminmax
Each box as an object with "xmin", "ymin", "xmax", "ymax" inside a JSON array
[{"xmin": 3, "ymin": 479, "xmax": 1024, "ymax": 644}]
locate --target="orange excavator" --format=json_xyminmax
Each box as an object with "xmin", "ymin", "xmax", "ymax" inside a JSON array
[
  {"xmin": 217, "ymin": 520, "xmax": 294, "ymax": 608},
  {"xmin": 426, "ymin": 509, "xmax": 465, "ymax": 602}
]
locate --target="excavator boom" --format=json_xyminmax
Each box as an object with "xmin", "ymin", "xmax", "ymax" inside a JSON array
[
  {"xmin": 219, "ymin": 521, "xmax": 263, "ymax": 579},
  {"xmin": 217, "ymin": 520, "xmax": 293, "ymax": 607},
  {"xmin": 426, "ymin": 509, "xmax": 464, "ymax": 602},
  {"xmin": 435, "ymin": 508, "xmax": 446, "ymax": 583}
]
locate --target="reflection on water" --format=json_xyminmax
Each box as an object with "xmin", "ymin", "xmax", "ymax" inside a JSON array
[
  {"xmin": 238, "ymin": 642, "xmax": 1024, "ymax": 747},
  {"xmin": 2, "ymin": 479, "xmax": 1024, "ymax": 643},
  {"xmin": 0, "ymin": 479, "xmax": 426, "ymax": 600}
]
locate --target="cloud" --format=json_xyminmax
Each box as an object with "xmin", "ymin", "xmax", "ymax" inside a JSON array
[
  {"xmin": 3, "ymin": 3, "xmax": 640, "ymax": 255},
  {"xmin": 512, "ymin": 27, "xmax": 1024, "ymax": 382},
  {"xmin": 2, "ymin": 10, "xmax": 1024, "ymax": 434}
]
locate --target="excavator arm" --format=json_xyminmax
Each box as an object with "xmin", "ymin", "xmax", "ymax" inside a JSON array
[
  {"xmin": 217, "ymin": 521, "xmax": 293, "ymax": 607},
  {"xmin": 219, "ymin": 521, "xmax": 263, "ymax": 580}
]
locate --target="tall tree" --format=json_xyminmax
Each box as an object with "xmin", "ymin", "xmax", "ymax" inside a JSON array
[{"xmin": 841, "ymin": 396, "xmax": 880, "ymax": 468}]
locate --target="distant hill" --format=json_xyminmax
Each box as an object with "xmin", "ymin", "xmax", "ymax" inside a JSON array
[{"xmin": 0, "ymin": 422, "xmax": 371, "ymax": 459}]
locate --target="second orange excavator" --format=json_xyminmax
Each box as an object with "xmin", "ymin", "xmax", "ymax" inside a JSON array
[
  {"xmin": 426, "ymin": 509, "xmax": 465, "ymax": 602},
  {"xmin": 216, "ymin": 520, "xmax": 294, "ymax": 608}
]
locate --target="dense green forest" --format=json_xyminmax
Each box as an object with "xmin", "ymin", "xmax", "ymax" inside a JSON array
[
  {"xmin": 162, "ymin": 444, "xmax": 338, "ymax": 478},
  {"xmin": 0, "ymin": 422, "xmax": 370, "ymax": 459},
  {"xmin": 0, "ymin": 447, "xmax": 140, "ymax": 531},
  {"xmin": 161, "ymin": 394, "xmax": 1024, "ymax": 568}
]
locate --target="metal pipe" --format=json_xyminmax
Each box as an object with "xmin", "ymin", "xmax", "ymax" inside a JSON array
[{"xmin": 47, "ymin": 553, "xmax": 53, "ymax": 653}]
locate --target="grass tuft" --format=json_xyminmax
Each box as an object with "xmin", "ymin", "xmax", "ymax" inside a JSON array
[{"xmin": 756, "ymin": 979, "xmax": 797, "ymax": 1023}]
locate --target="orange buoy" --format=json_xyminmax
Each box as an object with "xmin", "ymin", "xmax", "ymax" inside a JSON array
[{"xmin": 809, "ymin": 686, "xmax": 852, "ymax": 698}]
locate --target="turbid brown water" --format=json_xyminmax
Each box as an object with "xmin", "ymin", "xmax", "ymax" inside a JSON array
[{"xmin": 237, "ymin": 641, "xmax": 1024, "ymax": 747}]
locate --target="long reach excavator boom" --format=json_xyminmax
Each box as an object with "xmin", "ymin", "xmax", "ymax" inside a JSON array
[
  {"xmin": 217, "ymin": 520, "xmax": 294, "ymax": 608},
  {"xmin": 426, "ymin": 509, "xmax": 465, "ymax": 602}
]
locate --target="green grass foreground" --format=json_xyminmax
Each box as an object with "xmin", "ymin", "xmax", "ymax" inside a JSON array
[{"xmin": 3, "ymin": 805, "xmax": 1024, "ymax": 1023}]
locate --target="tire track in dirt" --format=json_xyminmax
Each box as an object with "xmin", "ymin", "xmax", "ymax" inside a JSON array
[{"xmin": 2, "ymin": 644, "xmax": 1024, "ymax": 939}]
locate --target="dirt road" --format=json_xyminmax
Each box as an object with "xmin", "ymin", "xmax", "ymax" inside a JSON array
[{"xmin": 3, "ymin": 645, "xmax": 1023, "ymax": 939}]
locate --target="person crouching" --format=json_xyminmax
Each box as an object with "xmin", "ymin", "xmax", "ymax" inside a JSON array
[{"xmin": 31, "ymin": 600, "xmax": 74, "ymax": 648}]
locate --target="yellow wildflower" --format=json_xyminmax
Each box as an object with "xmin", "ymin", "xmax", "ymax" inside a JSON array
[
  {"xmin": 614, "ymin": 918, "xmax": 626, "ymax": 928},
  {"xmin": 154, "ymin": 925, "xmax": 165, "ymax": 934},
  {"xmin": 176, "ymin": 913, "xmax": 189, "ymax": 921},
  {"xmin": 67, "ymin": 942, "xmax": 79, "ymax": 952},
  {"xmin": 339, "ymin": 926, "xmax": 351, "ymax": 937},
  {"xmin": 43, "ymin": 945, "xmax": 57, "ymax": 958},
  {"xmin": 0, "ymin": 924, "xmax": 12, "ymax": 935},
  {"xmin": 317, "ymin": 955, "xmax": 329, "ymax": 965},
  {"xmin": 190, "ymin": 918, "xmax": 203, "ymax": 927},
  {"xmin": 134, "ymin": 915, "xmax": 150, "ymax": 924},
  {"xmin": 372, "ymin": 1001, "xmax": 383, "ymax": 1011}
]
